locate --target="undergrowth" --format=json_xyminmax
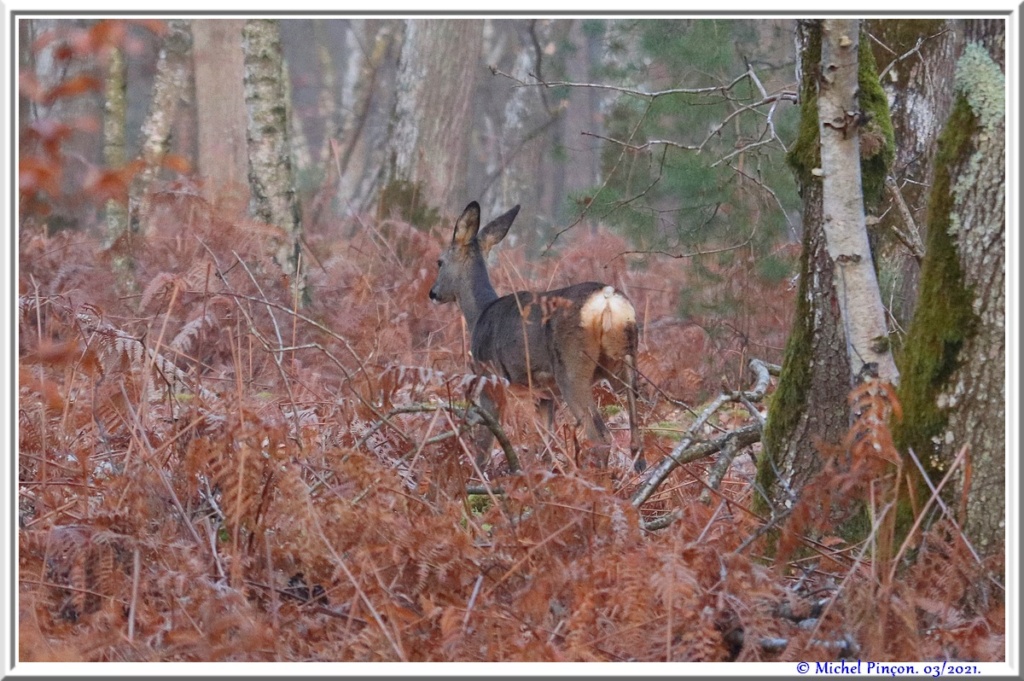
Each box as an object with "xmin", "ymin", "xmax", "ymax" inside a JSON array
[{"xmin": 17, "ymin": 194, "xmax": 1002, "ymax": 662}]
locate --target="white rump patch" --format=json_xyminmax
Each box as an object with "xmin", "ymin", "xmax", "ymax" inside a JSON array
[{"xmin": 580, "ymin": 286, "xmax": 636, "ymax": 334}]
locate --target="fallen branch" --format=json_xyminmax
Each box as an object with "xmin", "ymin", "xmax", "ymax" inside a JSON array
[{"xmin": 632, "ymin": 359, "xmax": 771, "ymax": 513}]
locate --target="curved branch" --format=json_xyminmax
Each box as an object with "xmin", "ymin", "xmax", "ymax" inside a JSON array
[{"xmin": 632, "ymin": 359, "xmax": 771, "ymax": 511}]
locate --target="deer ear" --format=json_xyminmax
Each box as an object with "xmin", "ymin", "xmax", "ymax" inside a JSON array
[
  {"xmin": 452, "ymin": 201, "xmax": 481, "ymax": 247},
  {"xmin": 478, "ymin": 205, "xmax": 520, "ymax": 256}
]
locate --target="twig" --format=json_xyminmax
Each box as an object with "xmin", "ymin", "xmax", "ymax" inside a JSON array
[
  {"xmin": 883, "ymin": 176, "xmax": 925, "ymax": 263},
  {"xmin": 635, "ymin": 424, "xmax": 762, "ymax": 522},
  {"xmin": 501, "ymin": 68, "xmax": 754, "ymax": 101},
  {"xmin": 127, "ymin": 547, "xmax": 140, "ymax": 642},
  {"xmin": 357, "ymin": 402, "xmax": 521, "ymax": 474},
  {"xmin": 632, "ymin": 359, "xmax": 770, "ymax": 512}
]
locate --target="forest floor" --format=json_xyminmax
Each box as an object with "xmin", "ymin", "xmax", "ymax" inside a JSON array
[{"xmin": 16, "ymin": 197, "xmax": 1005, "ymax": 662}]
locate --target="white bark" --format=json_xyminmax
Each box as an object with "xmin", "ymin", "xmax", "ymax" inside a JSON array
[
  {"xmin": 132, "ymin": 19, "xmax": 191, "ymax": 231},
  {"xmin": 817, "ymin": 19, "xmax": 899, "ymax": 385},
  {"xmin": 243, "ymin": 19, "xmax": 305, "ymax": 298}
]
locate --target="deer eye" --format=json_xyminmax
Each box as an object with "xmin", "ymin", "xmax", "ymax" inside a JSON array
[{"xmin": 437, "ymin": 259, "xmax": 443, "ymax": 268}]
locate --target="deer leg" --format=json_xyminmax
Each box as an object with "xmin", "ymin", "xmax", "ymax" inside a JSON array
[
  {"xmin": 624, "ymin": 351, "xmax": 644, "ymax": 472},
  {"xmin": 472, "ymin": 385, "xmax": 499, "ymax": 471},
  {"xmin": 555, "ymin": 361, "xmax": 610, "ymax": 468}
]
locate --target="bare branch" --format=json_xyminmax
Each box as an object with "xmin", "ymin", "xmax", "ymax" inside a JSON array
[
  {"xmin": 633, "ymin": 359, "xmax": 771, "ymax": 512},
  {"xmin": 883, "ymin": 176, "xmax": 926, "ymax": 263}
]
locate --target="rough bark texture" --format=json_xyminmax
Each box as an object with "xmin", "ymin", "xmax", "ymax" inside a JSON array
[
  {"xmin": 192, "ymin": 20, "xmax": 249, "ymax": 215},
  {"xmin": 816, "ymin": 19, "xmax": 899, "ymax": 385},
  {"xmin": 481, "ymin": 20, "xmax": 550, "ymax": 222},
  {"xmin": 336, "ymin": 20, "xmax": 395, "ymax": 216},
  {"xmin": 243, "ymin": 18, "xmax": 305, "ymax": 294},
  {"xmin": 895, "ymin": 30, "xmax": 1005, "ymax": 557},
  {"xmin": 385, "ymin": 20, "xmax": 484, "ymax": 213},
  {"xmin": 103, "ymin": 45, "xmax": 134, "ymax": 295},
  {"xmin": 867, "ymin": 19, "xmax": 960, "ymax": 327},
  {"xmin": 132, "ymin": 20, "xmax": 192, "ymax": 231},
  {"xmin": 103, "ymin": 47, "xmax": 128, "ymax": 245},
  {"xmin": 756, "ymin": 20, "xmax": 852, "ymax": 511}
]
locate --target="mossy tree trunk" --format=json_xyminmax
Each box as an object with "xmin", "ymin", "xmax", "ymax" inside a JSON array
[
  {"xmin": 756, "ymin": 20, "xmax": 852, "ymax": 511},
  {"xmin": 894, "ymin": 25, "xmax": 1005, "ymax": 558},
  {"xmin": 866, "ymin": 20, "xmax": 961, "ymax": 327},
  {"xmin": 243, "ymin": 18, "xmax": 307, "ymax": 305},
  {"xmin": 384, "ymin": 20, "xmax": 484, "ymax": 222},
  {"xmin": 817, "ymin": 19, "xmax": 899, "ymax": 385},
  {"xmin": 757, "ymin": 19, "xmax": 897, "ymax": 512}
]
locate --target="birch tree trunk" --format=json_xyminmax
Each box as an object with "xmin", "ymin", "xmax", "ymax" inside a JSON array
[
  {"xmin": 756, "ymin": 20, "xmax": 852, "ymax": 510},
  {"xmin": 243, "ymin": 18, "xmax": 306, "ymax": 303},
  {"xmin": 385, "ymin": 19, "xmax": 484, "ymax": 219},
  {"xmin": 817, "ymin": 19, "xmax": 899, "ymax": 385},
  {"xmin": 131, "ymin": 19, "xmax": 191, "ymax": 232},
  {"xmin": 895, "ymin": 24, "xmax": 1005, "ymax": 557},
  {"xmin": 192, "ymin": 20, "xmax": 249, "ymax": 216}
]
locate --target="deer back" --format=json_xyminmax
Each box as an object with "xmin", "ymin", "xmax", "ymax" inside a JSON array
[{"xmin": 472, "ymin": 282, "xmax": 636, "ymax": 391}]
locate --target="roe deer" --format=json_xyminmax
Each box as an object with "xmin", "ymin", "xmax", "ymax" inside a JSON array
[{"xmin": 429, "ymin": 201, "xmax": 644, "ymax": 471}]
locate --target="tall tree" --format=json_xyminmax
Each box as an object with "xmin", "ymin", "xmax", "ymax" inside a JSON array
[
  {"xmin": 131, "ymin": 19, "xmax": 192, "ymax": 231},
  {"xmin": 103, "ymin": 46, "xmax": 129, "ymax": 250},
  {"xmin": 817, "ymin": 19, "xmax": 899, "ymax": 385},
  {"xmin": 867, "ymin": 20, "xmax": 961, "ymax": 326},
  {"xmin": 243, "ymin": 18, "xmax": 306, "ymax": 302},
  {"xmin": 757, "ymin": 19, "xmax": 896, "ymax": 508},
  {"xmin": 894, "ymin": 21, "xmax": 1005, "ymax": 557},
  {"xmin": 192, "ymin": 20, "xmax": 249, "ymax": 216},
  {"xmin": 384, "ymin": 19, "xmax": 484, "ymax": 221}
]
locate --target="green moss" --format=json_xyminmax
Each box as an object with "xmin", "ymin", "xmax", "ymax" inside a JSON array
[
  {"xmin": 786, "ymin": 24, "xmax": 893, "ymax": 208},
  {"xmin": 786, "ymin": 23, "xmax": 822, "ymax": 187},
  {"xmin": 756, "ymin": 217, "xmax": 814, "ymax": 511},
  {"xmin": 893, "ymin": 95, "xmax": 978, "ymax": 475},
  {"xmin": 857, "ymin": 31, "xmax": 896, "ymax": 210}
]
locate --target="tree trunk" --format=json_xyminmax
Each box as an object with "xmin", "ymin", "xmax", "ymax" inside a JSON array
[
  {"xmin": 756, "ymin": 20, "xmax": 852, "ymax": 509},
  {"xmin": 867, "ymin": 19, "xmax": 961, "ymax": 327},
  {"xmin": 103, "ymin": 46, "xmax": 132, "ymax": 289},
  {"xmin": 895, "ymin": 26, "xmax": 1005, "ymax": 557},
  {"xmin": 481, "ymin": 20, "xmax": 551, "ymax": 224},
  {"xmin": 243, "ymin": 18, "xmax": 306, "ymax": 303},
  {"xmin": 384, "ymin": 19, "xmax": 484, "ymax": 221},
  {"xmin": 336, "ymin": 20, "xmax": 395, "ymax": 217},
  {"xmin": 131, "ymin": 19, "xmax": 192, "ymax": 232},
  {"xmin": 192, "ymin": 19, "xmax": 249, "ymax": 216},
  {"xmin": 817, "ymin": 19, "xmax": 899, "ymax": 385}
]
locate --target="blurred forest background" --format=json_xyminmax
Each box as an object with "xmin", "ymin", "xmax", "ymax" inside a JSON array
[{"xmin": 16, "ymin": 17, "xmax": 1007, "ymax": 664}]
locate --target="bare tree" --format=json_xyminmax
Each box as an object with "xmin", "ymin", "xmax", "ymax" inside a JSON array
[
  {"xmin": 817, "ymin": 19, "xmax": 899, "ymax": 385},
  {"xmin": 103, "ymin": 46, "xmax": 128, "ymax": 249},
  {"xmin": 757, "ymin": 20, "xmax": 855, "ymax": 509},
  {"xmin": 243, "ymin": 18, "xmax": 306, "ymax": 303},
  {"xmin": 131, "ymin": 20, "xmax": 192, "ymax": 231}
]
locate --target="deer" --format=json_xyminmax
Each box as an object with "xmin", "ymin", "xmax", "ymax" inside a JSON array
[{"xmin": 429, "ymin": 201, "xmax": 644, "ymax": 472}]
